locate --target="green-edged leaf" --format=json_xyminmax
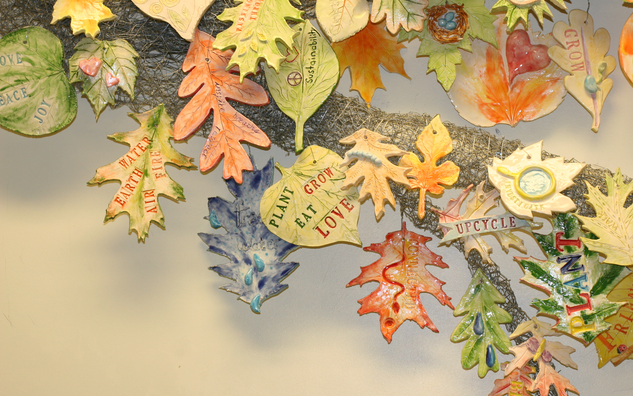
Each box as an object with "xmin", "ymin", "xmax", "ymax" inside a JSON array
[
  {"xmin": 264, "ymin": 21, "xmax": 339, "ymax": 152},
  {"xmin": 370, "ymin": 0, "xmax": 428, "ymax": 34},
  {"xmin": 69, "ymin": 37, "xmax": 139, "ymax": 119},
  {"xmin": 88, "ymin": 104, "xmax": 197, "ymax": 241},
  {"xmin": 491, "ymin": 0, "xmax": 562, "ymax": 31},
  {"xmin": 460, "ymin": 1, "xmax": 497, "ymax": 46},
  {"xmin": 426, "ymin": 44, "xmax": 462, "ymax": 90},
  {"xmin": 0, "ymin": 26, "xmax": 77, "ymax": 136},
  {"xmin": 213, "ymin": 0, "xmax": 304, "ymax": 81}
]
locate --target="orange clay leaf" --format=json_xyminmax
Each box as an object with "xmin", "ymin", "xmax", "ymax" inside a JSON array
[
  {"xmin": 347, "ymin": 223, "xmax": 454, "ymax": 343},
  {"xmin": 51, "ymin": 0, "xmax": 115, "ymax": 38},
  {"xmin": 448, "ymin": 16, "xmax": 566, "ymax": 127},
  {"xmin": 488, "ymin": 363, "xmax": 534, "ymax": 396},
  {"xmin": 530, "ymin": 361, "xmax": 579, "ymax": 396},
  {"xmin": 398, "ymin": 115, "xmax": 459, "ymax": 219},
  {"xmin": 332, "ymin": 21, "xmax": 409, "ymax": 105},
  {"xmin": 174, "ymin": 29, "xmax": 270, "ymax": 183},
  {"xmin": 340, "ymin": 128, "xmax": 411, "ymax": 221}
]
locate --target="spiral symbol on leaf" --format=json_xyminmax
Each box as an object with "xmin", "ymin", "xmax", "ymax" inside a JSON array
[
  {"xmin": 160, "ymin": 0, "xmax": 180, "ymax": 6},
  {"xmin": 149, "ymin": 2, "xmax": 163, "ymax": 13},
  {"xmin": 287, "ymin": 71, "xmax": 302, "ymax": 86}
]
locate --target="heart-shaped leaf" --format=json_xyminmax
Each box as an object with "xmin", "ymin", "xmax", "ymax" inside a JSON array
[{"xmin": 0, "ymin": 27, "xmax": 77, "ymax": 136}]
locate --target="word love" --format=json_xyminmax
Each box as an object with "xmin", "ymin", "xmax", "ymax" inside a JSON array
[{"xmin": 439, "ymin": 214, "xmax": 531, "ymax": 243}]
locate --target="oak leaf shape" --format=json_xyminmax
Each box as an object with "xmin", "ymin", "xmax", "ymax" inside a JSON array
[
  {"xmin": 88, "ymin": 104, "xmax": 197, "ymax": 242},
  {"xmin": 69, "ymin": 37, "xmax": 139, "ymax": 119},
  {"xmin": 435, "ymin": 182, "xmax": 529, "ymax": 264},
  {"xmin": 398, "ymin": 115, "xmax": 459, "ymax": 219},
  {"xmin": 576, "ymin": 169, "xmax": 633, "ymax": 266},
  {"xmin": 347, "ymin": 222, "xmax": 454, "ymax": 342},
  {"xmin": 488, "ymin": 363, "xmax": 534, "ymax": 396},
  {"xmin": 199, "ymin": 158, "xmax": 300, "ymax": 313},
  {"xmin": 531, "ymin": 362, "xmax": 579, "ymax": 396},
  {"xmin": 213, "ymin": 0, "xmax": 304, "ymax": 81},
  {"xmin": 332, "ymin": 21, "xmax": 410, "ymax": 105},
  {"xmin": 175, "ymin": 30, "xmax": 270, "ymax": 183},
  {"xmin": 371, "ymin": 0, "xmax": 428, "ymax": 34},
  {"xmin": 51, "ymin": 0, "xmax": 115, "ymax": 38},
  {"xmin": 339, "ymin": 128, "xmax": 411, "ymax": 221},
  {"xmin": 549, "ymin": 9, "xmax": 616, "ymax": 132},
  {"xmin": 316, "ymin": 0, "xmax": 370, "ymax": 42},
  {"xmin": 448, "ymin": 16, "xmax": 566, "ymax": 127}
]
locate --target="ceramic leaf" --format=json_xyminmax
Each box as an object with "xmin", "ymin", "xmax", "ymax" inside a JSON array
[
  {"xmin": 69, "ymin": 37, "xmax": 139, "ymax": 120},
  {"xmin": 576, "ymin": 169, "xmax": 633, "ymax": 266},
  {"xmin": 0, "ymin": 27, "xmax": 77, "ymax": 136},
  {"xmin": 213, "ymin": 0, "xmax": 304, "ymax": 81},
  {"xmin": 398, "ymin": 115, "xmax": 459, "ymax": 219},
  {"xmin": 174, "ymin": 30, "xmax": 270, "ymax": 182},
  {"xmin": 488, "ymin": 141, "xmax": 585, "ymax": 219},
  {"xmin": 451, "ymin": 269, "xmax": 512, "ymax": 378},
  {"xmin": 515, "ymin": 213, "xmax": 627, "ymax": 344},
  {"xmin": 51, "ymin": 0, "xmax": 116, "ymax": 37},
  {"xmin": 315, "ymin": 0, "xmax": 370, "ymax": 42},
  {"xmin": 488, "ymin": 363, "xmax": 534, "ymax": 396},
  {"xmin": 370, "ymin": 0, "xmax": 428, "ymax": 34},
  {"xmin": 332, "ymin": 21, "xmax": 410, "ymax": 105},
  {"xmin": 347, "ymin": 223, "xmax": 454, "ymax": 342},
  {"xmin": 435, "ymin": 182, "xmax": 532, "ymax": 264},
  {"xmin": 264, "ymin": 21, "xmax": 339, "ymax": 152},
  {"xmin": 491, "ymin": 0, "xmax": 567, "ymax": 32},
  {"xmin": 88, "ymin": 104, "xmax": 197, "ymax": 241},
  {"xmin": 339, "ymin": 128, "xmax": 411, "ymax": 221},
  {"xmin": 398, "ymin": 0, "xmax": 497, "ymax": 91},
  {"xmin": 531, "ymin": 362, "xmax": 579, "ymax": 396},
  {"xmin": 199, "ymin": 158, "xmax": 300, "ymax": 313},
  {"xmin": 594, "ymin": 272, "xmax": 633, "ymax": 367},
  {"xmin": 549, "ymin": 9, "xmax": 616, "ymax": 132},
  {"xmin": 259, "ymin": 145, "xmax": 362, "ymax": 247},
  {"xmin": 131, "ymin": 0, "xmax": 216, "ymax": 41},
  {"xmin": 620, "ymin": 13, "xmax": 633, "ymax": 87},
  {"xmin": 447, "ymin": 17, "xmax": 566, "ymax": 127}
]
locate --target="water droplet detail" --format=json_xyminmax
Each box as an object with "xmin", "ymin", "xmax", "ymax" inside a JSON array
[
  {"xmin": 254, "ymin": 254, "xmax": 265, "ymax": 272},
  {"xmin": 486, "ymin": 345, "xmax": 495, "ymax": 368},
  {"xmin": 209, "ymin": 211, "xmax": 221, "ymax": 228},
  {"xmin": 244, "ymin": 268, "xmax": 253, "ymax": 286},
  {"xmin": 250, "ymin": 294, "xmax": 261, "ymax": 313},
  {"xmin": 473, "ymin": 312, "xmax": 484, "ymax": 335}
]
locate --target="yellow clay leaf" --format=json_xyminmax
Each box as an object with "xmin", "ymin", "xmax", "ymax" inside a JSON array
[
  {"xmin": 51, "ymin": 0, "xmax": 116, "ymax": 38},
  {"xmin": 398, "ymin": 115, "xmax": 459, "ymax": 219}
]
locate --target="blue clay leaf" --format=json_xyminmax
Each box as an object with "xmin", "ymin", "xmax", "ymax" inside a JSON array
[{"xmin": 199, "ymin": 158, "xmax": 300, "ymax": 313}]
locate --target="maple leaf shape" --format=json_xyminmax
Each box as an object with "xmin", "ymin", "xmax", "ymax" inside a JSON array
[
  {"xmin": 199, "ymin": 158, "xmax": 300, "ymax": 313},
  {"xmin": 174, "ymin": 30, "xmax": 270, "ymax": 183},
  {"xmin": 316, "ymin": 0, "xmax": 370, "ymax": 42},
  {"xmin": 131, "ymin": 0, "xmax": 216, "ymax": 41},
  {"xmin": 213, "ymin": 0, "xmax": 304, "ymax": 81},
  {"xmin": 259, "ymin": 146, "xmax": 362, "ymax": 247},
  {"xmin": 347, "ymin": 223, "xmax": 454, "ymax": 343},
  {"xmin": 69, "ymin": 37, "xmax": 139, "ymax": 119},
  {"xmin": 398, "ymin": 115, "xmax": 459, "ymax": 219},
  {"xmin": 549, "ymin": 9, "xmax": 616, "ymax": 132},
  {"xmin": 491, "ymin": 0, "xmax": 567, "ymax": 32},
  {"xmin": 515, "ymin": 213, "xmax": 627, "ymax": 344},
  {"xmin": 88, "ymin": 104, "xmax": 197, "ymax": 241},
  {"xmin": 339, "ymin": 128, "xmax": 411, "ymax": 221},
  {"xmin": 594, "ymin": 272, "xmax": 633, "ymax": 367},
  {"xmin": 488, "ymin": 363, "xmax": 534, "ymax": 396},
  {"xmin": 451, "ymin": 269, "xmax": 512, "ymax": 378},
  {"xmin": 488, "ymin": 141, "xmax": 585, "ymax": 219},
  {"xmin": 435, "ymin": 182, "xmax": 530, "ymax": 264},
  {"xmin": 576, "ymin": 169, "xmax": 633, "ymax": 267},
  {"xmin": 51, "ymin": 0, "xmax": 115, "ymax": 38},
  {"xmin": 530, "ymin": 361, "xmax": 579, "ymax": 396},
  {"xmin": 447, "ymin": 16, "xmax": 566, "ymax": 127},
  {"xmin": 371, "ymin": 0, "xmax": 428, "ymax": 34},
  {"xmin": 332, "ymin": 21, "xmax": 410, "ymax": 105}
]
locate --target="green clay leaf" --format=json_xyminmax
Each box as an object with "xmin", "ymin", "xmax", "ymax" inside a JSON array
[
  {"xmin": 264, "ymin": 21, "xmax": 339, "ymax": 152},
  {"xmin": 0, "ymin": 26, "xmax": 77, "ymax": 136}
]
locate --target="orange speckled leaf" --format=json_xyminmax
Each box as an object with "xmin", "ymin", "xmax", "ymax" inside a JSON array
[
  {"xmin": 488, "ymin": 363, "xmax": 534, "ymax": 396},
  {"xmin": 332, "ymin": 21, "xmax": 409, "ymax": 105},
  {"xmin": 530, "ymin": 362, "xmax": 579, "ymax": 396},
  {"xmin": 448, "ymin": 16, "xmax": 566, "ymax": 127},
  {"xmin": 398, "ymin": 115, "xmax": 459, "ymax": 219},
  {"xmin": 347, "ymin": 223, "xmax": 453, "ymax": 343},
  {"xmin": 174, "ymin": 29, "xmax": 270, "ymax": 183},
  {"xmin": 51, "ymin": 0, "xmax": 115, "ymax": 38}
]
